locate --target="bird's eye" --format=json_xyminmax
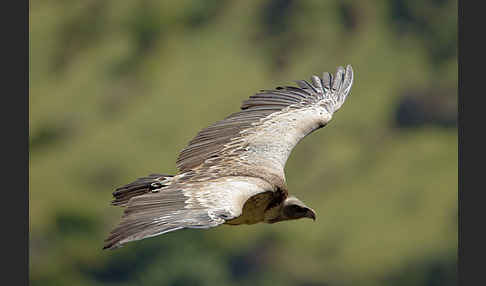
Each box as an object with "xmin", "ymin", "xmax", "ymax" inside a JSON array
[
  {"xmin": 285, "ymin": 205, "xmax": 306, "ymax": 217},
  {"xmin": 290, "ymin": 205, "xmax": 302, "ymax": 212},
  {"xmin": 295, "ymin": 206, "xmax": 306, "ymax": 214}
]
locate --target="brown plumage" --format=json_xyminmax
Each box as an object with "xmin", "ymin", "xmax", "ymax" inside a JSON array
[{"xmin": 103, "ymin": 65, "xmax": 354, "ymax": 250}]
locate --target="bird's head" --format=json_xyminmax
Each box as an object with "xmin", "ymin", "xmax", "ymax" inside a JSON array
[{"xmin": 268, "ymin": 196, "xmax": 316, "ymax": 223}]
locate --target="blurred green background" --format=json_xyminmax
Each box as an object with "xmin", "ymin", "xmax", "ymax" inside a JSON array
[{"xmin": 29, "ymin": 0, "xmax": 457, "ymax": 285}]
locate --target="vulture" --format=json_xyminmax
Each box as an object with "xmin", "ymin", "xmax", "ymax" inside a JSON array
[{"xmin": 103, "ymin": 65, "xmax": 354, "ymax": 250}]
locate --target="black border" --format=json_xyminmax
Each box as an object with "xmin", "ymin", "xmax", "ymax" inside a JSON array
[
  {"xmin": 458, "ymin": 0, "xmax": 484, "ymax": 285},
  {"xmin": 6, "ymin": 0, "xmax": 29, "ymax": 284}
]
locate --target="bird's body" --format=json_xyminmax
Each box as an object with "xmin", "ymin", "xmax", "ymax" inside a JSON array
[{"xmin": 104, "ymin": 65, "xmax": 354, "ymax": 250}]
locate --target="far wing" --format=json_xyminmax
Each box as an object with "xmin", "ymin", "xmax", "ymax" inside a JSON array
[{"xmin": 176, "ymin": 65, "xmax": 354, "ymax": 182}]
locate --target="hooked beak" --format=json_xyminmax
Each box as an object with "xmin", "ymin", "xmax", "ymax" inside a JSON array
[{"xmin": 305, "ymin": 208, "xmax": 316, "ymax": 221}]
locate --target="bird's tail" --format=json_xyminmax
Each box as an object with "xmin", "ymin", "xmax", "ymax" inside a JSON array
[{"xmin": 110, "ymin": 173, "xmax": 174, "ymax": 207}]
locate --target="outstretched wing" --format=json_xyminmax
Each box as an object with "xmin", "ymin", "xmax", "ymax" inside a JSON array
[
  {"xmin": 176, "ymin": 65, "xmax": 354, "ymax": 183},
  {"xmin": 103, "ymin": 176, "xmax": 273, "ymax": 249}
]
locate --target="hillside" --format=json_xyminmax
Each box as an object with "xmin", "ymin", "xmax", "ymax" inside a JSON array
[{"xmin": 29, "ymin": 1, "xmax": 457, "ymax": 285}]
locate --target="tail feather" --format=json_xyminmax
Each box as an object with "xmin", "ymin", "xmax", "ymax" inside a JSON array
[{"xmin": 111, "ymin": 173, "xmax": 174, "ymax": 207}]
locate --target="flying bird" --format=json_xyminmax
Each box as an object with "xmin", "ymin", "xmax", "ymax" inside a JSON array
[{"xmin": 104, "ymin": 65, "xmax": 354, "ymax": 250}]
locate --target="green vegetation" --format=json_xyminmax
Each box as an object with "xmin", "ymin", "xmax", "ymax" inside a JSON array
[{"xmin": 30, "ymin": 0, "xmax": 457, "ymax": 285}]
